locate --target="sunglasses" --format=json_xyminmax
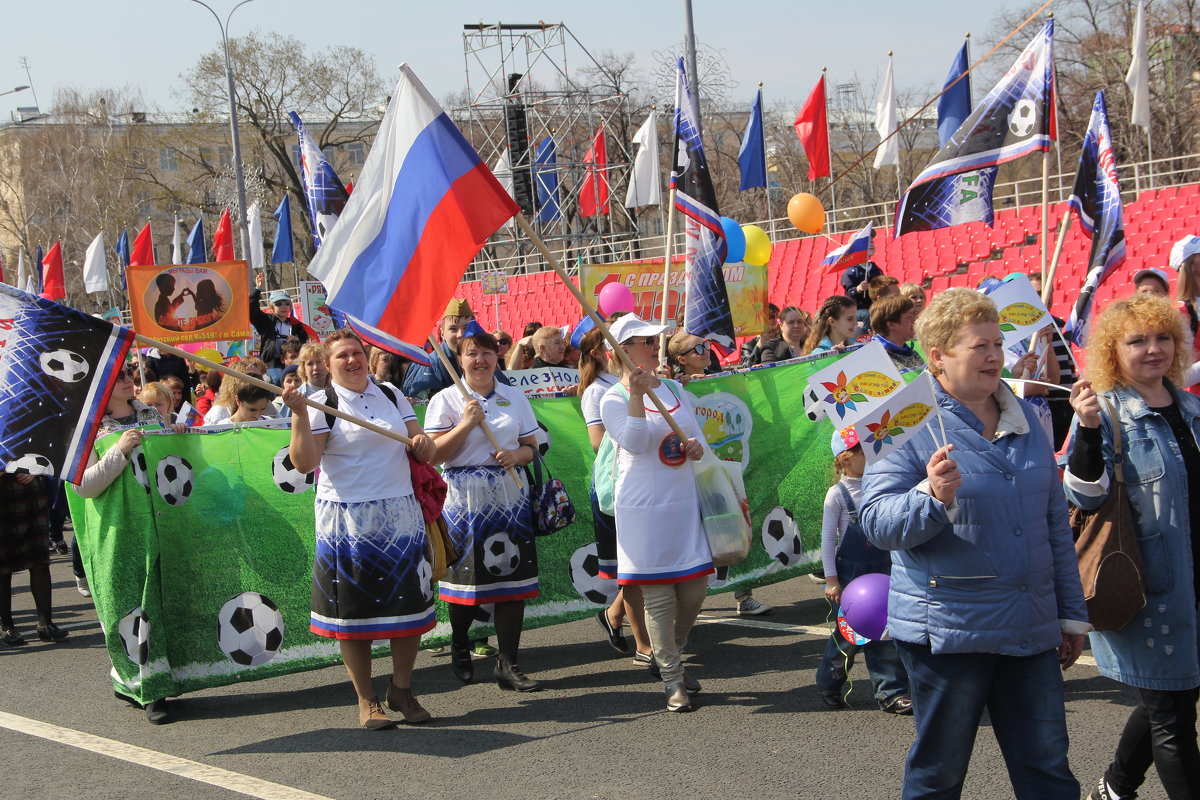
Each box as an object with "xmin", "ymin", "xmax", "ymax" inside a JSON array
[
  {"xmin": 497, "ymin": 338, "xmax": 512, "ymax": 346},
  {"xmin": 273, "ymin": 301, "xmax": 292, "ymax": 307},
  {"xmin": 686, "ymin": 342, "xmax": 711, "ymax": 356},
  {"xmin": 626, "ymin": 337, "xmax": 657, "ymax": 348}
]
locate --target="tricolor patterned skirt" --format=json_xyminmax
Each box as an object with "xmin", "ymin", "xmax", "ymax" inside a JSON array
[
  {"xmin": 438, "ymin": 465, "xmax": 538, "ymax": 606},
  {"xmin": 310, "ymin": 494, "xmax": 435, "ymax": 640}
]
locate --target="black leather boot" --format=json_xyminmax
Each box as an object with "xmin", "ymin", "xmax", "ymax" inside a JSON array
[
  {"xmin": 494, "ymin": 654, "xmax": 541, "ymax": 692},
  {"xmin": 450, "ymin": 646, "xmax": 473, "ymax": 683}
]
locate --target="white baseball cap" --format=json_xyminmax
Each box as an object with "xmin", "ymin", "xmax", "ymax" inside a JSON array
[
  {"xmin": 606, "ymin": 314, "xmax": 667, "ymax": 347},
  {"xmin": 1169, "ymin": 235, "xmax": 1200, "ymax": 269},
  {"xmin": 1133, "ymin": 267, "xmax": 1170, "ymax": 291}
]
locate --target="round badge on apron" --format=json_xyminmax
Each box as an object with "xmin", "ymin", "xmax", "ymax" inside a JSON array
[{"xmin": 659, "ymin": 433, "xmax": 686, "ymax": 467}]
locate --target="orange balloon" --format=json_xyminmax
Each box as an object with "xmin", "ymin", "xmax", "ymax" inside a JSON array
[{"xmin": 787, "ymin": 192, "xmax": 826, "ymax": 234}]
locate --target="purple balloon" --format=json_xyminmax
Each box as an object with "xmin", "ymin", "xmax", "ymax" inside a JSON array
[{"xmin": 841, "ymin": 572, "xmax": 890, "ymax": 641}]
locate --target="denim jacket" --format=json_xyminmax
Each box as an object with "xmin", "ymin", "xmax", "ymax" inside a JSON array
[
  {"xmin": 861, "ymin": 381, "xmax": 1088, "ymax": 656},
  {"xmin": 1062, "ymin": 383, "xmax": 1200, "ymax": 691}
]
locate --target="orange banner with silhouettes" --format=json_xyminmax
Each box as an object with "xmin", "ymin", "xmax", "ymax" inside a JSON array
[{"xmin": 127, "ymin": 261, "xmax": 251, "ymax": 344}]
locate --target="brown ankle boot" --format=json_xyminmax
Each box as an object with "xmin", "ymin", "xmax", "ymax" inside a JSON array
[
  {"xmin": 386, "ymin": 683, "xmax": 432, "ymax": 724},
  {"xmin": 357, "ymin": 696, "xmax": 396, "ymax": 730}
]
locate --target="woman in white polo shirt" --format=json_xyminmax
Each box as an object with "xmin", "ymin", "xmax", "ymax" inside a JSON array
[
  {"xmin": 283, "ymin": 330, "xmax": 438, "ymax": 731},
  {"xmin": 599, "ymin": 314, "xmax": 712, "ymax": 713},
  {"xmin": 426, "ymin": 326, "xmax": 542, "ymax": 693}
]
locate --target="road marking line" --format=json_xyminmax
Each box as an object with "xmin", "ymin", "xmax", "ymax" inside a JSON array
[
  {"xmin": 696, "ymin": 614, "xmax": 1097, "ymax": 667},
  {"xmin": 0, "ymin": 711, "xmax": 334, "ymax": 800}
]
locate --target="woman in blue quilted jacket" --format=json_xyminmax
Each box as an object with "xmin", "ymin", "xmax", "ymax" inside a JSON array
[{"xmin": 860, "ymin": 287, "xmax": 1089, "ymax": 800}]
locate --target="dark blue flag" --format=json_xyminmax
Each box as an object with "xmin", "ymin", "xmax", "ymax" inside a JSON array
[
  {"xmin": 34, "ymin": 245, "xmax": 42, "ymax": 294},
  {"xmin": 186, "ymin": 218, "xmax": 206, "ymax": 264},
  {"xmin": 270, "ymin": 195, "xmax": 294, "ymax": 264},
  {"xmin": 671, "ymin": 57, "xmax": 734, "ymax": 352},
  {"xmin": 289, "ymin": 111, "xmax": 349, "ymax": 248},
  {"xmin": 115, "ymin": 229, "xmax": 130, "ymax": 290},
  {"xmin": 533, "ymin": 138, "xmax": 560, "ymax": 223},
  {"xmin": 896, "ymin": 20, "xmax": 1054, "ymax": 237},
  {"xmin": 0, "ymin": 283, "xmax": 136, "ymax": 482},
  {"xmin": 938, "ymin": 41, "xmax": 972, "ymax": 148},
  {"xmin": 1065, "ymin": 91, "xmax": 1126, "ymax": 346},
  {"xmin": 738, "ymin": 88, "xmax": 767, "ymax": 191}
]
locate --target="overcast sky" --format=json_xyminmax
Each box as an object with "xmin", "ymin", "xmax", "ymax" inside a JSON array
[{"xmin": 5, "ymin": 1, "xmax": 1034, "ymax": 120}]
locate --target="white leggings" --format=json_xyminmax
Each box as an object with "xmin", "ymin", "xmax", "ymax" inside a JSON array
[{"xmin": 639, "ymin": 576, "xmax": 709, "ymax": 684}]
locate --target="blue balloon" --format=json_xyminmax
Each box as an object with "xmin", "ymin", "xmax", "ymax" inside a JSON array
[{"xmin": 721, "ymin": 217, "xmax": 746, "ymax": 263}]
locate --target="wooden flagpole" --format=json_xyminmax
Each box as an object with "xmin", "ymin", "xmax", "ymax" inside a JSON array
[
  {"xmin": 425, "ymin": 335, "xmax": 524, "ymax": 489},
  {"xmin": 514, "ymin": 213, "xmax": 689, "ymax": 441},
  {"xmin": 658, "ymin": 188, "xmax": 679, "ymax": 368},
  {"xmin": 132, "ymin": 334, "xmax": 412, "ymax": 446}
]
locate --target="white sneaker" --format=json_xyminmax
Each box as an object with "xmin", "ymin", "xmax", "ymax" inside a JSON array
[
  {"xmin": 737, "ymin": 596, "xmax": 773, "ymax": 616},
  {"xmin": 76, "ymin": 576, "xmax": 91, "ymax": 597}
]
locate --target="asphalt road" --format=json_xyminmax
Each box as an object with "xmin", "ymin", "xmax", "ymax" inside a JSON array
[{"xmin": 0, "ymin": 551, "xmax": 1167, "ymax": 800}]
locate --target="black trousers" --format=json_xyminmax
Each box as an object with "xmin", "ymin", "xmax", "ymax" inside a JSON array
[{"xmin": 1107, "ymin": 686, "xmax": 1200, "ymax": 799}]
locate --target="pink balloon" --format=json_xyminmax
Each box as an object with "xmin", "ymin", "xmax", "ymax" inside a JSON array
[{"xmin": 597, "ymin": 282, "xmax": 635, "ymax": 316}]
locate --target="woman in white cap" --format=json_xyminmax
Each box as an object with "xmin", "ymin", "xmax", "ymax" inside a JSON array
[
  {"xmin": 599, "ymin": 314, "xmax": 711, "ymax": 712},
  {"xmin": 1169, "ymin": 236, "xmax": 1200, "ymax": 392}
]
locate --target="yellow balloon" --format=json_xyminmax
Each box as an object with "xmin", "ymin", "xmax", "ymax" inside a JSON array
[
  {"xmin": 787, "ymin": 192, "xmax": 826, "ymax": 234},
  {"xmin": 194, "ymin": 348, "xmax": 222, "ymax": 370},
  {"xmin": 742, "ymin": 224, "xmax": 772, "ymax": 266}
]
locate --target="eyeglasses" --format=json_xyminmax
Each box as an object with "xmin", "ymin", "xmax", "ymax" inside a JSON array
[
  {"xmin": 686, "ymin": 342, "xmax": 711, "ymax": 356},
  {"xmin": 273, "ymin": 301, "xmax": 292, "ymax": 307},
  {"xmin": 497, "ymin": 338, "xmax": 512, "ymax": 346}
]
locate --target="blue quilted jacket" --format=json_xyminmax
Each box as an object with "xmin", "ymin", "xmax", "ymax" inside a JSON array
[{"xmin": 861, "ymin": 381, "xmax": 1088, "ymax": 655}]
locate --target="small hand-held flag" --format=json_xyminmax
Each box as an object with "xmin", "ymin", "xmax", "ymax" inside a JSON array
[
  {"xmin": 305, "ymin": 63, "xmax": 519, "ymax": 348},
  {"xmin": 187, "ymin": 218, "xmax": 206, "ymax": 264},
  {"xmin": 578, "ymin": 126, "xmax": 609, "ymax": 217},
  {"xmin": 0, "ymin": 283, "xmax": 136, "ymax": 482},
  {"xmin": 794, "ymin": 74, "xmax": 830, "ymax": 181},
  {"xmin": 626, "ymin": 110, "xmax": 662, "ymax": 208},
  {"xmin": 670, "ymin": 57, "xmax": 735, "ymax": 352},
  {"xmin": 212, "ymin": 209, "xmax": 234, "ymax": 261},
  {"xmin": 822, "ymin": 222, "xmax": 875, "ymax": 272},
  {"xmin": 805, "ymin": 341, "xmax": 906, "ymax": 427},
  {"xmin": 40, "ymin": 242, "xmax": 65, "ymax": 301},
  {"xmin": 1065, "ymin": 91, "xmax": 1126, "ymax": 346},
  {"xmin": 82, "ymin": 233, "xmax": 108, "ymax": 294},
  {"xmin": 738, "ymin": 89, "xmax": 767, "ymax": 191},
  {"xmin": 270, "ymin": 195, "xmax": 294, "ymax": 264}
]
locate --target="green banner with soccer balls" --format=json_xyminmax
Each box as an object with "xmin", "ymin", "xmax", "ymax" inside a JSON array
[{"xmin": 68, "ymin": 356, "xmax": 844, "ymax": 704}]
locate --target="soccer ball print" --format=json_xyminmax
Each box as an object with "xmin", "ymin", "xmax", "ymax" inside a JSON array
[
  {"xmin": 117, "ymin": 607, "xmax": 151, "ymax": 667},
  {"xmin": 155, "ymin": 455, "xmax": 194, "ymax": 506},
  {"xmin": 39, "ymin": 348, "xmax": 90, "ymax": 383},
  {"xmin": 482, "ymin": 533, "xmax": 521, "ymax": 577},
  {"xmin": 216, "ymin": 592, "xmax": 284, "ymax": 667},
  {"xmin": 568, "ymin": 542, "xmax": 617, "ymax": 605},
  {"xmin": 270, "ymin": 446, "xmax": 314, "ymax": 494},
  {"xmin": 761, "ymin": 506, "xmax": 805, "ymax": 567}
]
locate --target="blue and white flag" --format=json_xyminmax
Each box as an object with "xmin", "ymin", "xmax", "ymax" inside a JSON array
[
  {"xmin": 0, "ymin": 283, "xmax": 136, "ymax": 482},
  {"xmin": 670, "ymin": 58, "xmax": 734, "ymax": 353},
  {"xmin": 289, "ymin": 111, "xmax": 350, "ymax": 249},
  {"xmin": 271, "ymin": 195, "xmax": 294, "ymax": 264},
  {"xmin": 738, "ymin": 88, "xmax": 767, "ymax": 191},
  {"xmin": 896, "ymin": 20, "xmax": 1054, "ymax": 237},
  {"xmin": 1065, "ymin": 91, "xmax": 1126, "ymax": 346},
  {"xmin": 186, "ymin": 219, "xmax": 206, "ymax": 265},
  {"xmin": 533, "ymin": 138, "xmax": 560, "ymax": 223}
]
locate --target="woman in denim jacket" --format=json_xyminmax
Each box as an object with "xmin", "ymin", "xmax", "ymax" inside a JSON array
[
  {"xmin": 1063, "ymin": 295, "xmax": 1200, "ymax": 800},
  {"xmin": 860, "ymin": 288, "xmax": 1089, "ymax": 799}
]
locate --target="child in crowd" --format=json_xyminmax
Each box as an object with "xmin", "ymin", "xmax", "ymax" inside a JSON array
[
  {"xmin": 138, "ymin": 382, "xmax": 176, "ymax": 424},
  {"xmin": 815, "ymin": 427, "xmax": 912, "ymax": 715},
  {"xmin": 272, "ymin": 365, "xmax": 301, "ymax": 417},
  {"xmin": 226, "ymin": 385, "xmax": 275, "ymax": 424}
]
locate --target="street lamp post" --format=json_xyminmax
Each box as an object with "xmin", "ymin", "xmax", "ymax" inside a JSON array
[
  {"xmin": 0, "ymin": 86, "xmax": 30, "ymax": 98},
  {"xmin": 188, "ymin": 0, "xmax": 256, "ymax": 282}
]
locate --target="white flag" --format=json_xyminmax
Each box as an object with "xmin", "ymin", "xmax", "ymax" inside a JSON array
[
  {"xmin": 171, "ymin": 216, "xmax": 184, "ymax": 265},
  {"xmin": 987, "ymin": 274, "xmax": 1052, "ymax": 350},
  {"xmin": 873, "ymin": 56, "xmax": 900, "ymax": 169},
  {"xmin": 492, "ymin": 150, "xmax": 517, "ymax": 230},
  {"xmin": 625, "ymin": 110, "xmax": 661, "ymax": 208},
  {"xmin": 1126, "ymin": 0, "xmax": 1150, "ymax": 130},
  {"xmin": 246, "ymin": 203, "xmax": 266, "ymax": 271},
  {"xmin": 82, "ymin": 232, "xmax": 108, "ymax": 294},
  {"xmin": 805, "ymin": 340, "xmax": 906, "ymax": 427},
  {"xmin": 16, "ymin": 249, "xmax": 34, "ymax": 294},
  {"xmin": 856, "ymin": 372, "xmax": 938, "ymax": 465}
]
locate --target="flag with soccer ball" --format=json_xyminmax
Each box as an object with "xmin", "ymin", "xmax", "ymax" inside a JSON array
[
  {"xmin": 895, "ymin": 19, "xmax": 1055, "ymax": 236},
  {"xmin": 0, "ymin": 283, "xmax": 136, "ymax": 482}
]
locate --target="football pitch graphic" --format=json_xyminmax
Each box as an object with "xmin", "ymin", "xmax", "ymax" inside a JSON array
[{"xmin": 68, "ymin": 356, "xmax": 845, "ymax": 704}]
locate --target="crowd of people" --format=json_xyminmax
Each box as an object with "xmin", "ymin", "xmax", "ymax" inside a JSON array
[{"xmin": 4, "ymin": 238, "xmax": 1199, "ymax": 799}]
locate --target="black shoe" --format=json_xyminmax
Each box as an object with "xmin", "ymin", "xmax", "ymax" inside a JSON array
[
  {"xmin": 596, "ymin": 609, "xmax": 630, "ymax": 654},
  {"xmin": 37, "ymin": 623, "xmax": 68, "ymax": 643},
  {"xmin": 145, "ymin": 699, "xmax": 170, "ymax": 724},
  {"xmin": 495, "ymin": 654, "xmax": 541, "ymax": 692},
  {"xmin": 882, "ymin": 696, "xmax": 913, "ymax": 715},
  {"xmin": 52, "ymin": 541, "xmax": 69, "ymax": 556},
  {"xmin": 450, "ymin": 647, "xmax": 474, "ymax": 683},
  {"xmin": 820, "ymin": 691, "xmax": 848, "ymax": 709},
  {"xmin": 115, "ymin": 691, "xmax": 141, "ymax": 708},
  {"xmin": 2, "ymin": 626, "xmax": 26, "ymax": 647}
]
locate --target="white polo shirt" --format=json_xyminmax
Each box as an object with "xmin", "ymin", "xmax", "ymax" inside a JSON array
[
  {"xmin": 425, "ymin": 381, "xmax": 538, "ymax": 468},
  {"xmin": 581, "ymin": 372, "xmax": 618, "ymax": 427},
  {"xmin": 307, "ymin": 380, "xmax": 417, "ymax": 503}
]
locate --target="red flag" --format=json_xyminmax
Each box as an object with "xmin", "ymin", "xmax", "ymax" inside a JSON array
[
  {"xmin": 39, "ymin": 241, "xmax": 65, "ymax": 301},
  {"xmin": 130, "ymin": 222, "xmax": 155, "ymax": 267},
  {"xmin": 213, "ymin": 209, "xmax": 234, "ymax": 261},
  {"xmin": 345, "ymin": 181, "xmax": 354, "ymax": 195},
  {"xmin": 578, "ymin": 126, "xmax": 609, "ymax": 217},
  {"xmin": 794, "ymin": 75, "xmax": 830, "ymax": 181}
]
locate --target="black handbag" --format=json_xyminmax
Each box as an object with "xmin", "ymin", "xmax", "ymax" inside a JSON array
[{"xmin": 527, "ymin": 452, "xmax": 575, "ymax": 536}]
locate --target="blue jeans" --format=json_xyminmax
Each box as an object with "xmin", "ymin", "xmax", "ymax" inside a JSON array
[
  {"xmin": 815, "ymin": 631, "xmax": 908, "ymax": 707},
  {"xmin": 895, "ymin": 641, "xmax": 1078, "ymax": 800}
]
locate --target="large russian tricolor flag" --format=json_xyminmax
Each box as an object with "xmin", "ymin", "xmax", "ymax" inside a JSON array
[
  {"xmin": 821, "ymin": 221, "xmax": 875, "ymax": 272},
  {"xmin": 307, "ymin": 64, "xmax": 519, "ymax": 346}
]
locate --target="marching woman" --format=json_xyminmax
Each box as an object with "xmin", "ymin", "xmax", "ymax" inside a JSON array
[
  {"xmin": 578, "ymin": 324, "xmax": 653, "ymax": 660},
  {"xmin": 599, "ymin": 315, "xmax": 712, "ymax": 713},
  {"xmin": 425, "ymin": 326, "xmax": 543, "ymax": 692},
  {"xmin": 283, "ymin": 330, "xmax": 438, "ymax": 730}
]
